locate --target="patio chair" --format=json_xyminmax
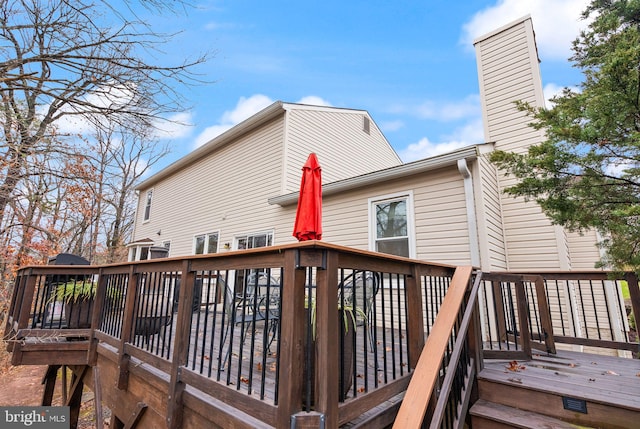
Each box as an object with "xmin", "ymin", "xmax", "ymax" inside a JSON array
[
  {"xmin": 222, "ymin": 273, "xmax": 280, "ymax": 367},
  {"xmin": 337, "ymin": 270, "xmax": 380, "ymax": 349}
]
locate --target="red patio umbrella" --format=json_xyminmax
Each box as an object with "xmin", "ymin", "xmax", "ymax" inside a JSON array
[{"xmin": 293, "ymin": 153, "xmax": 322, "ymax": 241}]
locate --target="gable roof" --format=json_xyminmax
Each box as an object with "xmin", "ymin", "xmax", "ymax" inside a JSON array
[{"xmin": 136, "ymin": 101, "xmax": 387, "ymax": 191}]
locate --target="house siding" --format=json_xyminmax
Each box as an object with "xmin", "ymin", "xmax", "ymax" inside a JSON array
[
  {"xmin": 475, "ymin": 16, "xmax": 571, "ymax": 271},
  {"xmin": 134, "ymin": 116, "xmax": 286, "ymax": 255},
  {"xmin": 475, "ymin": 152, "xmax": 508, "ymax": 270},
  {"xmin": 283, "ymin": 107, "xmax": 401, "ymax": 194},
  {"xmin": 567, "ymin": 230, "xmax": 602, "ymax": 270},
  {"xmin": 295, "ymin": 166, "xmax": 472, "ymax": 266}
]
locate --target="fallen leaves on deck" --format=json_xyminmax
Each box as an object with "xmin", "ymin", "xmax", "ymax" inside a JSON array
[
  {"xmin": 505, "ymin": 360, "xmax": 526, "ymax": 372},
  {"xmin": 603, "ymin": 370, "xmax": 619, "ymax": 376}
]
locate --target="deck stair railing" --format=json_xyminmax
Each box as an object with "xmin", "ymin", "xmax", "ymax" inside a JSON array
[
  {"xmin": 479, "ymin": 271, "xmax": 640, "ymax": 357},
  {"xmin": 393, "ymin": 266, "xmax": 478, "ymax": 429}
]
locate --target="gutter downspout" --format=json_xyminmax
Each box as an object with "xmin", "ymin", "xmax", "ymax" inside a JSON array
[{"xmin": 457, "ymin": 159, "xmax": 481, "ymax": 267}]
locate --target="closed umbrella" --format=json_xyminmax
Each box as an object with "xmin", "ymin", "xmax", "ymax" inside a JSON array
[{"xmin": 293, "ymin": 153, "xmax": 322, "ymax": 241}]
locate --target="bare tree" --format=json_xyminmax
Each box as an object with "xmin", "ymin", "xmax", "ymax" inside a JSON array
[{"xmin": 0, "ymin": 0, "xmax": 207, "ymax": 229}]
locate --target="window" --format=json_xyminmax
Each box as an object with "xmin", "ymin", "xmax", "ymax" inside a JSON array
[
  {"xmin": 143, "ymin": 189, "xmax": 153, "ymax": 221},
  {"xmin": 235, "ymin": 231, "xmax": 273, "ymax": 250},
  {"xmin": 129, "ymin": 245, "xmax": 151, "ymax": 261},
  {"xmin": 194, "ymin": 232, "xmax": 219, "ymax": 254},
  {"xmin": 370, "ymin": 193, "xmax": 414, "ymax": 258}
]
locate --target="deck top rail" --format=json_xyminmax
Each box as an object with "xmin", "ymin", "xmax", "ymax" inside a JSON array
[{"xmin": 4, "ymin": 241, "xmax": 458, "ymax": 428}]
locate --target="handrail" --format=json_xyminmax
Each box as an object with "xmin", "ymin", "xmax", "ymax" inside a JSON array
[
  {"xmin": 4, "ymin": 242, "xmax": 459, "ymax": 428},
  {"xmin": 392, "ymin": 266, "xmax": 474, "ymax": 429}
]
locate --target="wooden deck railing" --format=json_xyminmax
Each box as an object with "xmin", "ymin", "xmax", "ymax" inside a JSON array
[
  {"xmin": 5, "ymin": 245, "xmax": 638, "ymax": 428},
  {"xmin": 479, "ymin": 271, "xmax": 640, "ymax": 358},
  {"xmin": 3, "ymin": 241, "xmax": 459, "ymax": 428}
]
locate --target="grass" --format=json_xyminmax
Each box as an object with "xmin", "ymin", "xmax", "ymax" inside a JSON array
[{"xmin": 621, "ymin": 281, "xmax": 630, "ymax": 300}]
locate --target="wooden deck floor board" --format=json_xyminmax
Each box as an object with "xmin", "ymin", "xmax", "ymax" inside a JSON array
[{"xmin": 481, "ymin": 350, "xmax": 640, "ymax": 410}]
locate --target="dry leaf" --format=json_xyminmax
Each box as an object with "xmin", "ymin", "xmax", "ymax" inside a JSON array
[
  {"xmin": 269, "ymin": 362, "xmax": 277, "ymax": 372},
  {"xmin": 256, "ymin": 362, "xmax": 262, "ymax": 371},
  {"xmin": 604, "ymin": 370, "xmax": 619, "ymax": 376},
  {"xmin": 357, "ymin": 387, "xmax": 365, "ymax": 393},
  {"xmin": 506, "ymin": 360, "xmax": 526, "ymax": 372},
  {"xmin": 240, "ymin": 376, "xmax": 249, "ymax": 384},
  {"xmin": 568, "ymin": 363, "xmax": 576, "ymax": 368}
]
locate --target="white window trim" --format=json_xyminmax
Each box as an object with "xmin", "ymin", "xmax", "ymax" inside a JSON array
[
  {"xmin": 193, "ymin": 231, "xmax": 220, "ymax": 255},
  {"xmin": 368, "ymin": 191, "xmax": 416, "ymax": 259},
  {"xmin": 142, "ymin": 188, "xmax": 154, "ymax": 223},
  {"xmin": 233, "ymin": 229, "xmax": 275, "ymax": 250}
]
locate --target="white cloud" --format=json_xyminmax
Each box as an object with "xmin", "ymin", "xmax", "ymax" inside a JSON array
[
  {"xmin": 461, "ymin": 0, "xmax": 591, "ymax": 61},
  {"xmin": 220, "ymin": 94, "xmax": 274, "ymax": 124},
  {"xmin": 543, "ymin": 82, "xmax": 580, "ymax": 108},
  {"xmin": 296, "ymin": 96, "xmax": 332, "ymax": 106},
  {"xmin": 399, "ymin": 138, "xmax": 469, "ymax": 162},
  {"xmin": 391, "ymin": 95, "xmax": 481, "ymax": 122},
  {"xmin": 398, "ymin": 118, "xmax": 485, "ymax": 163},
  {"xmin": 193, "ymin": 94, "xmax": 274, "ymax": 148},
  {"xmin": 152, "ymin": 112, "xmax": 193, "ymax": 140},
  {"xmin": 193, "ymin": 94, "xmax": 335, "ymax": 148},
  {"xmin": 380, "ymin": 120, "xmax": 404, "ymax": 132}
]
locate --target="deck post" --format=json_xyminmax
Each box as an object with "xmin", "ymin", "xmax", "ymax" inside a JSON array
[
  {"xmin": 406, "ymin": 263, "xmax": 425, "ymax": 369},
  {"xmin": 4, "ymin": 272, "xmax": 24, "ymax": 345},
  {"xmin": 41, "ymin": 365, "xmax": 61, "ymax": 406},
  {"xmin": 117, "ymin": 265, "xmax": 138, "ymax": 390},
  {"xmin": 314, "ymin": 250, "xmax": 339, "ymax": 428},
  {"xmin": 625, "ymin": 272, "xmax": 640, "ymax": 351},
  {"xmin": 166, "ymin": 259, "xmax": 195, "ymax": 429},
  {"xmin": 88, "ymin": 268, "xmax": 107, "ymax": 366},
  {"xmin": 276, "ymin": 249, "xmax": 307, "ymax": 428},
  {"xmin": 10, "ymin": 270, "xmax": 37, "ymax": 364},
  {"xmin": 514, "ymin": 280, "xmax": 532, "ymax": 358},
  {"xmin": 531, "ymin": 275, "xmax": 556, "ymax": 354}
]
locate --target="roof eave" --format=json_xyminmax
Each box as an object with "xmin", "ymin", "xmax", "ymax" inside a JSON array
[
  {"xmin": 136, "ymin": 101, "xmax": 286, "ymax": 190},
  {"xmin": 268, "ymin": 144, "xmax": 483, "ymax": 207}
]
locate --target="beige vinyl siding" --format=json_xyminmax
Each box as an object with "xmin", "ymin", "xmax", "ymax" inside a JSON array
[
  {"xmin": 475, "ymin": 153, "xmax": 507, "ymax": 270},
  {"xmin": 134, "ymin": 117, "xmax": 286, "ymax": 255},
  {"xmin": 567, "ymin": 229, "xmax": 602, "ymax": 270},
  {"xmin": 285, "ymin": 166, "xmax": 473, "ymax": 266},
  {"xmin": 475, "ymin": 16, "xmax": 571, "ymax": 271},
  {"xmin": 283, "ymin": 108, "xmax": 401, "ymax": 193}
]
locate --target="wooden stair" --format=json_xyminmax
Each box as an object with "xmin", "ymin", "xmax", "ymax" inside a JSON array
[
  {"xmin": 470, "ymin": 399, "xmax": 595, "ymax": 429},
  {"xmin": 469, "ymin": 351, "xmax": 640, "ymax": 429}
]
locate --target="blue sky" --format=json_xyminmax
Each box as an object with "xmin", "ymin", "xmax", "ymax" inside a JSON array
[{"xmin": 136, "ymin": 0, "xmax": 591, "ymax": 171}]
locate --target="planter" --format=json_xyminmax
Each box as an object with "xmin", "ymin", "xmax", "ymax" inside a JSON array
[
  {"xmin": 64, "ymin": 298, "xmax": 94, "ymax": 329},
  {"xmin": 303, "ymin": 308, "xmax": 356, "ymax": 406}
]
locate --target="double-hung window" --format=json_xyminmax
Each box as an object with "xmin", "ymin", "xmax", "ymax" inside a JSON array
[
  {"xmin": 143, "ymin": 189, "xmax": 153, "ymax": 222},
  {"xmin": 369, "ymin": 192, "xmax": 414, "ymax": 258},
  {"xmin": 194, "ymin": 232, "xmax": 219, "ymax": 254}
]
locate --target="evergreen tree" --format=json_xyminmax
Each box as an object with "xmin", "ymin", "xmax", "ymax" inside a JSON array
[{"xmin": 491, "ymin": 0, "xmax": 640, "ymax": 272}]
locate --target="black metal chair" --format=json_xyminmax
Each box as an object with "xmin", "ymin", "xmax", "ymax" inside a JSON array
[
  {"xmin": 337, "ymin": 270, "xmax": 380, "ymax": 349},
  {"xmin": 222, "ymin": 272, "xmax": 281, "ymax": 367}
]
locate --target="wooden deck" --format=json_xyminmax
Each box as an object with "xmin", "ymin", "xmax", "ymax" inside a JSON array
[
  {"xmin": 5, "ymin": 244, "xmax": 640, "ymax": 428},
  {"xmin": 475, "ymin": 349, "xmax": 640, "ymax": 428}
]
